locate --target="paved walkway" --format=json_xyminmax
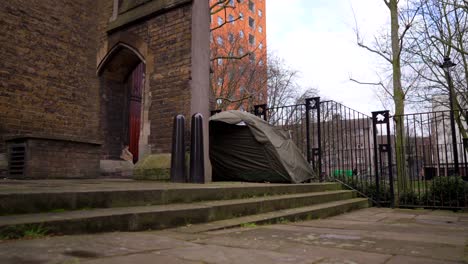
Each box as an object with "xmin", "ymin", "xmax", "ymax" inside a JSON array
[{"xmin": 1, "ymin": 207, "xmax": 467, "ymax": 263}]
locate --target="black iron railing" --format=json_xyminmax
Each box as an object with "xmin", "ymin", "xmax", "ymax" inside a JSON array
[
  {"xmin": 211, "ymin": 99, "xmax": 468, "ymax": 209},
  {"xmin": 389, "ymin": 110, "xmax": 468, "ymax": 209}
]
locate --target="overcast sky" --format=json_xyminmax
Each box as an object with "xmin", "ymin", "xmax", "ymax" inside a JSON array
[{"xmin": 266, "ymin": 0, "xmax": 391, "ymax": 115}]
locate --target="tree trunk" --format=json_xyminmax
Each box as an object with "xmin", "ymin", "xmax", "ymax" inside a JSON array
[{"xmin": 389, "ymin": 0, "xmax": 409, "ymax": 196}]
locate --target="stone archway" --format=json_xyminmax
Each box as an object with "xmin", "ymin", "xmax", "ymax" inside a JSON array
[{"xmin": 97, "ymin": 39, "xmax": 151, "ymax": 177}]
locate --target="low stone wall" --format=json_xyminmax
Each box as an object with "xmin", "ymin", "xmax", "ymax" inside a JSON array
[
  {"xmin": 133, "ymin": 153, "xmax": 172, "ymax": 181},
  {"xmin": 6, "ymin": 137, "xmax": 100, "ymax": 179},
  {"xmin": 100, "ymin": 159, "xmax": 134, "ymax": 178}
]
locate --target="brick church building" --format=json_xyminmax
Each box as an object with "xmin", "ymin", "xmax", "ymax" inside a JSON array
[{"xmin": 0, "ymin": 0, "xmax": 212, "ymax": 180}]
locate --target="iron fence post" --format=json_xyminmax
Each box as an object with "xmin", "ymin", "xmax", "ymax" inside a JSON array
[
  {"xmin": 305, "ymin": 99, "xmax": 312, "ymax": 165},
  {"xmin": 305, "ymin": 97, "xmax": 321, "ymax": 179},
  {"xmin": 386, "ymin": 119, "xmax": 395, "ymax": 207},
  {"xmin": 254, "ymin": 104, "xmax": 268, "ymax": 121},
  {"xmin": 372, "ymin": 111, "xmax": 390, "ymax": 205},
  {"xmin": 441, "ymin": 57, "xmax": 459, "ymax": 175},
  {"xmin": 371, "ymin": 113, "xmax": 380, "ymax": 205},
  {"xmin": 464, "ymin": 138, "xmax": 468, "ymax": 179},
  {"xmin": 314, "ymin": 97, "xmax": 322, "ymax": 181},
  {"xmin": 447, "ymin": 70, "xmax": 459, "ymax": 175}
]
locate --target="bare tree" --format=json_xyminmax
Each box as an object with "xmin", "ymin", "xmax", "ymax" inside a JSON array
[
  {"xmin": 209, "ymin": 0, "xmax": 268, "ymax": 111},
  {"xmin": 351, "ymin": 0, "xmax": 422, "ymax": 193},
  {"xmin": 210, "ymin": 29, "xmax": 267, "ymax": 110},
  {"xmin": 405, "ymin": 0, "xmax": 468, "ymax": 141},
  {"xmin": 265, "ymin": 54, "xmax": 304, "ymax": 108}
]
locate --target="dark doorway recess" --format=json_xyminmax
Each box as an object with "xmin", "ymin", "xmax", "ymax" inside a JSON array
[{"xmin": 98, "ymin": 44, "xmax": 145, "ymax": 164}]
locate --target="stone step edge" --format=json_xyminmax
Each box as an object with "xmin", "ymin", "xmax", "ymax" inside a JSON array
[
  {"xmin": 173, "ymin": 198, "xmax": 370, "ymax": 234},
  {"xmin": 0, "ymin": 183, "xmax": 343, "ymax": 215},
  {"xmin": 0, "ymin": 182, "xmax": 342, "ymax": 195},
  {"xmin": 0, "ymin": 190, "xmax": 356, "ymax": 227},
  {"xmin": 0, "ymin": 196, "xmax": 366, "ymax": 237}
]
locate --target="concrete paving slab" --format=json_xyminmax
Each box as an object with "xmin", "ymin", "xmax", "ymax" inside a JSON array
[
  {"xmin": 265, "ymin": 224, "xmax": 466, "ymax": 246},
  {"xmin": 328, "ymin": 210, "xmax": 390, "ymax": 222},
  {"xmin": 0, "ymin": 232, "xmax": 199, "ymax": 264},
  {"xmin": 429, "ymin": 210, "xmax": 464, "ymax": 216},
  {"xmin": 393, "ymin": 208, "xmax": 432, "ymax": 215},
  {"xmin": 374, "ymin": 212, "xmax": 418, "ymax": 220},
  {"xmin": 415, "ymin": 214, "xmax": 460, "ymax": 222},
  {"xmin": 195, "ymin": 232, "xmax": 392, "ymax": 263},
  {"xmin": 198, "ymin": 225, "xmax": 463, "ymax": 261},
  {"xmin": 159, "ymin": 244, "xmax": 322, "ymax": 264},
  {"xmin": 0, "ymin": 207, "xmax": 467, "ymax": 263},
  {"xmin": 83, "ymin": 253, "xmax": 201, "ymax": 264},
  {"xmin": 146, "ymin": 230, "xmax": 211, "ymax": 242},
  {"xmin": 294, "ymin": 218, "xmax": 468, "ymax": 232},
  {"xmin": 385, "ymin": 255, "xmax": 462, "ymax": 264}
]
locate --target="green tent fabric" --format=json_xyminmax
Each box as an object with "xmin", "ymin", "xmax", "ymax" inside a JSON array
[{"xmin": 209, "ymin": 110, "xmax": 316, "ymax": 183}]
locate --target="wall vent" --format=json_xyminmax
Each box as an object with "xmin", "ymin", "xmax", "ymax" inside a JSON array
[{"xmin": 9, "ymin": 143, "xmax": 26, "ymax": 177}]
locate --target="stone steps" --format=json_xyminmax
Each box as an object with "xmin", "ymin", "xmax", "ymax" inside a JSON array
[
  {"xmin": 174, "ymin": 198, "xmax": 370, "ymax": 234},
  {"xmin": 0, "ymin": 189, "xmax": 368, "ymax": 236},
  {"xmin": 0, "ymin": 182, "xmax": 368, "ymax": 239},
  {"xmin": 0, "ymin": 182, "xmax": 342, "ymax": 215}
]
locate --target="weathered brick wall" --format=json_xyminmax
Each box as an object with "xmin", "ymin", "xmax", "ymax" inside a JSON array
[
  {"xmin": 97, "ymin": 0, "xmax": 115, "ymax": 47},
  {"xmin": 113, "ymin": 4, "xmax": 194, "ymax": 154},
  {"xmin": 0, "ymin": 0, "xmax": 103, "ymax": 176},
  {"xmin": 9, "ymin": 138, "xmax": 100, "ymax": 179},
  {"xmin": 149, "ymin": 5, "xmax": 193, "ymax": 154},
  {"xmin": 100, "ymin": 78, "xmax": 128, "ymax": 160},
  {"xmin": 0, "ymin": 0, "xmax": 199, "ymax": 177}
]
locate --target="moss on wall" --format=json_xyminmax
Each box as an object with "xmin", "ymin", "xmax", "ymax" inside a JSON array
[{"xmin": 133, "ymin": 153, "xmax": 171, "ymax": 180}]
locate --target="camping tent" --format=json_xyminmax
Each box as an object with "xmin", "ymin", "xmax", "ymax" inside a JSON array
[{"xmin": 209, "ymin": 110, "xmax": 316, "ymax": 183}]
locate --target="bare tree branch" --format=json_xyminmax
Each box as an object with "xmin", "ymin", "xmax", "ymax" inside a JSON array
[
  {"xmin": 357, "ymin": 39, "xmax": 393, "ymax": 64},
  {"xmin": 349, "ymin": 77, "xmax": 394, "ymax": 98},
  {"xmin": 210, "ymin": 14, "xmax": 242, "ymax": 31},
  {"xmin": 210, "ymin": 52, "xmax": 250, "ymax": 62},
  {"xmin": 431, "ymin": 35, "xmax": 468, "ymax": 55},
  {"xmin": 384, "ymin": 0, "xmax": 391, "ymax": 8}
]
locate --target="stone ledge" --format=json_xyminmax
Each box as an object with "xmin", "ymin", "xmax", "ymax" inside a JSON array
[
  {"xmin": 108, "ymin": 0, "xmax": 192, "ymax": 33},
  {"xmin": 4, "ymin": 134, "xmax": 102, "ymax": 146}
]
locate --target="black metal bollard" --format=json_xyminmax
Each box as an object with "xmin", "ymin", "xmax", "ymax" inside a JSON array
[
  {"xmin": 170, "ymin": 114, "xmax": 186, "ymax": 182},
  {"xmin": 190, "ymin": 113, "xmax": 205, "ymax": 183}
]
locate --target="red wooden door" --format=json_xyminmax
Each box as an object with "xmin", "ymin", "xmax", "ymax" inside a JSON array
[{"xmin": 128, "ymin": 63, "xmax": 144, "ymax": 163}]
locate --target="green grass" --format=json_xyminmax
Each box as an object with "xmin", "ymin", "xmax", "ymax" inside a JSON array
[
  {"xmin": 240, "ymin": 222, "xmax": 257, "ymax": 228},
  {"xmin": 23, "ymin": 225, "xmax": 49, "ymax": 239},
  {"xmin": 0, "ymin": 224, "xmax": 49, "ymax": 240}
]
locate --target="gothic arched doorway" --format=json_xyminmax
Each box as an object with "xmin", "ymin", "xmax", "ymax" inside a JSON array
[{"xmin": 98, "ymin": 43, "xmax": 146, "ymax": 167}]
